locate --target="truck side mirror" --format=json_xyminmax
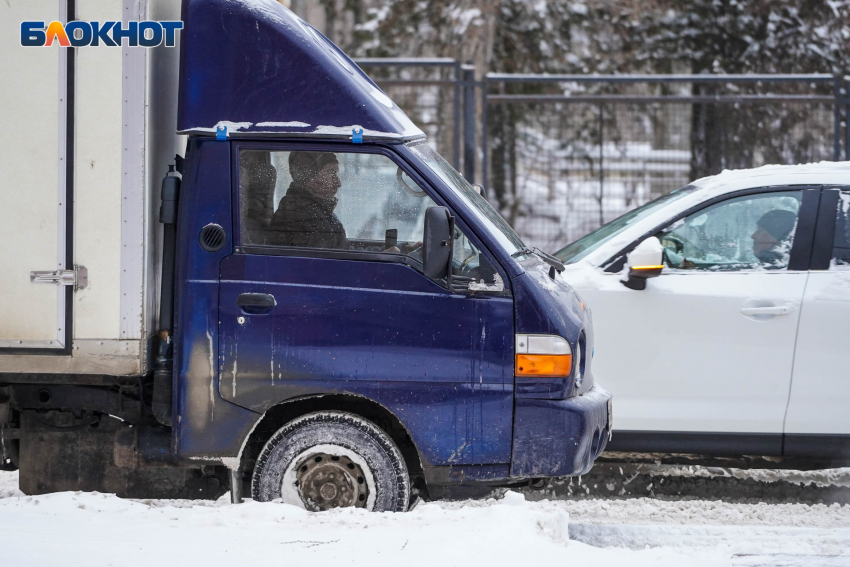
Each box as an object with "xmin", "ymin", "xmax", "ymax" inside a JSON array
[
  {"xmin": 622, "ymin": 237, "xmax": 664, "ymax": 291},
  {"xmin": 423, "ymin": 206, "xmax": 452, "ymax": 280}
]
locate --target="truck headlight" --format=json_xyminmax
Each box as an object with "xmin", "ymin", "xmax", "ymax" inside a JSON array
[{"xmin": 514, "ymin": 334, "xmax": 572, "ymax": 377}]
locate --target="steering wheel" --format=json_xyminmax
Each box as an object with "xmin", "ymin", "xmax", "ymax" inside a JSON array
[
  {"xmin": 661, "ymin": 234, "xmax": 685, "ymax": 254},
  {"xmin": 459, "ymin": 250, "xmax": 477, "ymax": 273},
  {"xmin": 662, "ymin": 247, "xmax": 679, "ymax": 268},
  {"xmin": 407, "ymin": 242, "xmax": 424, "ymax": 263}
]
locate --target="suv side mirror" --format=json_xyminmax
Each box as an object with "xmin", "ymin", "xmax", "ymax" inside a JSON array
[
  {"xmin": 423, "ymin": 206, "xmax": 453, "ymax": 280},
  {"xmin": 622, "ymin": 237, "xmax": 664, "ymax": 290}
]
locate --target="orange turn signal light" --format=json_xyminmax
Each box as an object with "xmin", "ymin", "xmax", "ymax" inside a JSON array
[
  {"xmin": 631, "ymin": 265, "xmax": 664, "ymax": 271},
  {"xmin": 516, "ymin": 354, "xmax": 572, "ymax": 377}
]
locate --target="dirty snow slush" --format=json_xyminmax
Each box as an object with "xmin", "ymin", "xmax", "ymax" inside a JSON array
[{"xmin": 0, "ymin": 467, "xmax": 848, "ymax": 567}]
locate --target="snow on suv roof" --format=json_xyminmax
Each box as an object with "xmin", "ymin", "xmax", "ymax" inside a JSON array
[{"xmin": 692, "ymin": 160, "xmax": 850, "ymax": 193}]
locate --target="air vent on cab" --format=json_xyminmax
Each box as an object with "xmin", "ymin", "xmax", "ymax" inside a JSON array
[{"xmin": 199, "ymin": 223, "xmax": 226, "ymax": 252}]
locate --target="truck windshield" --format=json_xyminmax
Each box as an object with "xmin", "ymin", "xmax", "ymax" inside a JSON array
[
  {"xmin": 554, "ymin": 185, "xmax": 699, "ymax": 265},
  {"xmin": 408, "ymin": 142, "xmax": 526, "ymax": 256}
]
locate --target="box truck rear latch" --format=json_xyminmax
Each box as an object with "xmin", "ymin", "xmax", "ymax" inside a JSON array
[{"xmin": 29, "ymin": 265, "xmax": 88, "ymax": 291}]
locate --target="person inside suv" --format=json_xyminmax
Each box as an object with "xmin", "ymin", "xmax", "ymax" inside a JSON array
[{"xmin": 752, "ymin": 209, "xmax": 796, "ymax": 265}]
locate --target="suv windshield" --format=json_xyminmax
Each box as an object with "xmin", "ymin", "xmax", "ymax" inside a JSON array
[
  {"xmin": 554, "ymin": 185, "xmax": 699, "ymax": 264},
  {"xmin": 408, "ymin": 142, "xmax": 526, "ymax": 255}
]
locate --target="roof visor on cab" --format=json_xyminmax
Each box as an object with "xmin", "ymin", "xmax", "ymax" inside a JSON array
[
  {"xmin": 515, "ymin": 334, "xmax": 572, "ymax": 377},
  {"xmin": 177, "ymin": 0, "xmax": 424, "ymax": 141}
]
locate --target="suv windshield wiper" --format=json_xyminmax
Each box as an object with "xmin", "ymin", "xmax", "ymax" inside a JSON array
[{"xmin": 511, "ymin": 247, "xmax": 565, "ymax": 273}]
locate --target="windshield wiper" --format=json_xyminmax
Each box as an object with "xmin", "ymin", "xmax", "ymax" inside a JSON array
[
  {"xmin": 511, "ymin": 247, "xmax": 565, "ymax": 273},
  {"xmin": 534, "ymin": 248, "xmax": 565, "ymax": 273}
]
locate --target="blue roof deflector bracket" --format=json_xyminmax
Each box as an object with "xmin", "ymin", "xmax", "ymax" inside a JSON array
[
  {"xmin": 216, "ymin": 126, "xmax": 228, "ymax": 141},
  {"xmin": 352, "ymin": 128, "xmax": 363, "ymax": 144}
]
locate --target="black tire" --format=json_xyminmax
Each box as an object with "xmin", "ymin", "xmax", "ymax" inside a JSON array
[{"xmin": 252, "ymin": 411, "xmax": 410, "ymax": 512}]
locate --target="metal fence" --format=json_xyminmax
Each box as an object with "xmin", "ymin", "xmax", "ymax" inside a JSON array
[
  {"xmin": 356, "ymin": 59, "xmax": 849, "ymax": 251},
  {"xmin": 355, "ymin": 58, "xmax": 464, "ymax": 170}
]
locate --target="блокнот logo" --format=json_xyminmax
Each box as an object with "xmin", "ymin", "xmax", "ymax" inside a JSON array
[{"xmin": 21, "ymin": 21, "xmax": 183, "ymax": 47}]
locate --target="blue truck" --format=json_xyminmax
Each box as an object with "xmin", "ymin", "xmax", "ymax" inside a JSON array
[{"xmin": 0, "ymin": 0, "xmax": 610, "ymax": 511}]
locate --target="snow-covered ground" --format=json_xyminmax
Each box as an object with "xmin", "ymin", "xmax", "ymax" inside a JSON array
[
  {"xmin": 2, "ymin": 469, "xmax": 849, "ymax": 567},
  {"xmin": 525, "ymin": 462, "xmax": 850, "ymax": 505}
]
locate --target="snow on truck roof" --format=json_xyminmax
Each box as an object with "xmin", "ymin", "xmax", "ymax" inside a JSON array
[{"xmin": 177, "ymin": 0, "xmax": 424, "ymax": 141}]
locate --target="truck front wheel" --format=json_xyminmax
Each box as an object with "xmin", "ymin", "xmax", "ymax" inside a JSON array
[{"xmin": 251, "ymin": 411, "xmax": 410, "ymax": 512}]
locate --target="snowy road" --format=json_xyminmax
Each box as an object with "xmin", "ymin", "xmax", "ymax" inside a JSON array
[{"xmin": 1, "ymin": 468, "xmax": 848, "ymax": 567}]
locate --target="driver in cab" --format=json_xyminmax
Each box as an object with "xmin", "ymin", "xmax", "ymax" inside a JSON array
[
  {"xmin": 268, "ymin": 151, "xmax": 413, "ymax": 253},
  {"xmin": 268, "ymin": 151, "xmax": 348, "ymax": 249}
]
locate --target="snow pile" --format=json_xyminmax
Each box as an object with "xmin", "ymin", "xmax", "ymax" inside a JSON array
[
  {"xmin": 2, "ymin": 469, "xmax": 849, "ymax": 565},
  {"xmin": 0, "ymin": 475, "xmax": 597, "ymax": 567},
  {"xmin": 0, "ymin": 469, "xmax": 21, "ymax": 499}
]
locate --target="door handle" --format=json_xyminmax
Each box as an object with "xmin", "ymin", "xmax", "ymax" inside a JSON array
[
  {"xmin": 740, "ymin": 304, "xmax": 794, "ymax": 317},
  {"xmin": 236, "ymin": 293, "xmax": 277, "ymax": 315}
]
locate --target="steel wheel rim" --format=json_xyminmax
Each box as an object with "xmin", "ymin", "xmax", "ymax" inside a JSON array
[{"xmin": 292, "ymin": 451, "xmax": 370, "ymax": 511}]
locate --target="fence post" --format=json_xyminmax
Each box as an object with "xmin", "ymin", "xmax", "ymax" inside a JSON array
[
  {"xmin": 481, "ymin": 73, "xmax": 489, "ymax": 191},
  {"xmin": 453, "ymin": 61, "xmax": 462, "ymax": 169},
  {"xmin": 598, "ymin": 103, "xmax": 604, "ymax": 227},
  {"xmin": 845, "ymin": 76, "xmax": 849, "ymax": 161},
  {"xmin": 463, "ymin": 63, "xmax": 476, "ymax": 183},
  {"xmin": 834, "ymin": 76, "xmax": 842, "ymax": 161}
]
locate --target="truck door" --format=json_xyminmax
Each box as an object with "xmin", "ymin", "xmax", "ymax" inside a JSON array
[
  {"xmin": 784, "ymin": 187, "xmax": 850, "ymax": 458},
  {"xmin": 218, "ymin": 144, "xmax": 515, "ymax": 466},
  {"xmin": 0, "ymin": 1, "xmax": 74, "ymax": 351}
]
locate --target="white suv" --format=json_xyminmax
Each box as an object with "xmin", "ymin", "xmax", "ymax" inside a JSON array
[{"xmin": 555, "ymin": 163, "xmax": 850, "ymax": 461}]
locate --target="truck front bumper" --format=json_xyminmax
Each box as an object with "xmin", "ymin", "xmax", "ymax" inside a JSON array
[{"xmin": 510, "ymin": 385, "xmax": 612, "ymax": 478}]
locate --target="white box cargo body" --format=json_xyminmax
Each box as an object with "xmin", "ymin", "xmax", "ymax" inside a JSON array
[{"xmin": 0, "ymin": 0, "xmax": 183, "ymax": 376}]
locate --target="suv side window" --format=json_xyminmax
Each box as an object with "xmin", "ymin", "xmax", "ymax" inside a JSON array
[
  {"xmin": 238, "ymin": 149, "xmax": 436, "ymax": 262},
  {"xmin": 655, "ymin": 191, "xmax": 803, "ymax": 271},
  {"xmin": 833, "ymin": 191, "xmax": 850, "ymax": 268}
]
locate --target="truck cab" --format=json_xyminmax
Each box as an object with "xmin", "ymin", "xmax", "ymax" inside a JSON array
[{"xmin": 0, "ymin": 0, "xmax": 610, "ymax": 511}]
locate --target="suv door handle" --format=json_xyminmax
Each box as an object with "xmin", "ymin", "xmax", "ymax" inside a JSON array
[
  {"xmin": 237, "ymin": 293, "xmax": 277, "ymax": 315},
  {"xmin": 740, "ymin": 304, "xmax": 794, "ymax": 317}
]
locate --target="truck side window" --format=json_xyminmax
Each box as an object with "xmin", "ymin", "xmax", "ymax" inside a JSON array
[
  {"xmin": 834, "ymin": 191, "xmax": 850, "ymax": 268},
  {"xmin": 655, "ymin": 191, "xmax": 802, "ymax": 271},
  {"xmin": 450, "ymin": 229, "xmax": 501, "ymax": 292},
  {"xmin": 238, "ymin": 149, "xmax": 437, "ymax": 262}
]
